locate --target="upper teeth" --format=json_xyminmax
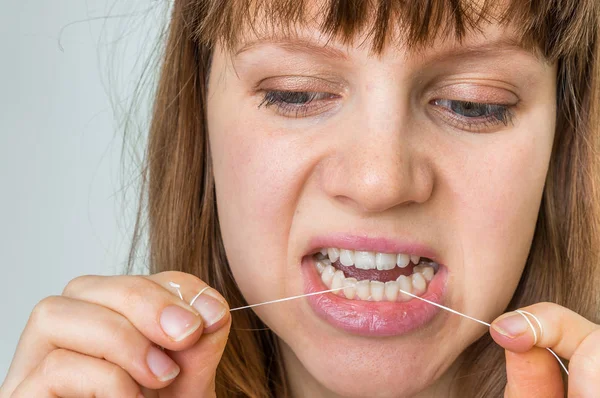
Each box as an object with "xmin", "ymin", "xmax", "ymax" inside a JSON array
[{"xmin": 322, "ymin": 248, "xmax": 424, "ymax": 270}]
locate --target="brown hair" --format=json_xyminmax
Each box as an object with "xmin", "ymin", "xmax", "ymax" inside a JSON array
[{"xmin": 127, "ymin": 1, "xmax": 600, "ymax": 396}]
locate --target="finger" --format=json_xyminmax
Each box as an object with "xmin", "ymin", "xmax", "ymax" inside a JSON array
[
  {"xmin": 503, "ymin": 349, "xmax": 564, "ymax": 398},
  {"xmin": 3, "ymin": 296, "xmax": 182, "ymax": 394},
  {"xmin": 145, "ymin": 271, "xmax": 230, "ymax": 334},
  {"xmin": 3, "ymin": 274, "xmax": 204, "ymax": 394},
  {"xmin": 490, "ymin": 302, "xmax": 598, "ymax": 359},
  {"xmin": 62, "ymin": 273, "xmax": 211, "ymax": 343},
  {"xmin": 491, "ymin": 303, "xmax": 600, "ymax": 398},
  {"xmin": 11, "ymin": 348, "xmax": 142, "ymax": 398},
  {"xmin": 146, "ymin": 272, "xmax": 232, "ymax": 398},
  {"xmin": 568, "ymin": 328, "xmax": 600, "ymax": 397}
]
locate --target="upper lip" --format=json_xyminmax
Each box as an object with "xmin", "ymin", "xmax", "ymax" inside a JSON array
[{"xmin": 303, "ymin": 233, "xmax": 442, "ymax": 264}]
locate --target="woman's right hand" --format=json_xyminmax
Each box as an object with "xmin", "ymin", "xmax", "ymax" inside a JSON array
[{"xmin": 0, "ymin": 271, "xmax": 231, "ymax": 398}]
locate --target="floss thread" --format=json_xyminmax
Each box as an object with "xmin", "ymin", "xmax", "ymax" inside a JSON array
[{"xmin": 168, "ymin": 281, "xmax": 569, "ymax": 375}]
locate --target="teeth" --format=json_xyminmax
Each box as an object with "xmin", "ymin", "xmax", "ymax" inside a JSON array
[
  {"xmin": 376, "ymin": 253, "xmax": 397, "ymax": 270},
  {"xmin": 321, "ymin": 265, "xmax": 335, "ymax": 286},
  {"xmin": 327, "ymin": 248, "xmax": 340, "ymax": 263},
  {"xmin": 421, "ymin": 266, "xmax": 434, "ymax": 281},
  {"xmin": 339, "ymin": 249, "xmax": 355, "ymax": 267},
  {"xmin": 315, "ymin": 261, "xmax": 326, "ymax": 274},
  {"xmin": 370, "ymin": 281, "xmax": 385, "ymax": 301},
  {"xmin": 354, "ymin": 251, "xmax": 376, "ymax": 270},
  {"xmin": 411, "ymin": 272, "xmax": 427, "ymax": 295},
  {"xmin": 396, "ymin": 275, "xmax": 413, "ymax": 302},
  {"xmin": 343, "ymin": 277, "xmax": 357, "ymax": 299},
  {"xmin": 315, "ymin": 250, "xmax": 438, "ymax": 302},
  {"xmin": 414, "ymin": 265, "xmax": 435, "ymax": 282},
  {"xmin": 331, "ymin": 270, "xmax": 345, "ymax": 294},
  {"xmin": 384, "ymin": 281, "xmax": 399, "ymax": 301},
  {"xmin": 356, "ymin": 280, "xmax": 370, "ymax": 300},
  {"xmin": 396, "ymin": 253, "xmax": 410, "ymax": 268},
  {"xmin": 321, "ymin": 247, "xmax": 439, "ymax": 275}
]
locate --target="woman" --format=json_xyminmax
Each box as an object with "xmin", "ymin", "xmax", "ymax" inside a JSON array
[{"xmin": 2, "ymin": 0, "xmax": 599, "ymax": 397}]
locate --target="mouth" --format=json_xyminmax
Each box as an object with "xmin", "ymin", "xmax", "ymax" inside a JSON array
[
  {"xmin": 314, "ymin": 248, "xmax": 439, "ymax": 301},
  {"xmin": 300, "ymin": 236, "xmax": 447, "ymax": 336}
]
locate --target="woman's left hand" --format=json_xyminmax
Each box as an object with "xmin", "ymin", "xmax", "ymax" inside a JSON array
[{"xmin": 490, "ymin": 302, "xmax": 600, "ymax": 397}]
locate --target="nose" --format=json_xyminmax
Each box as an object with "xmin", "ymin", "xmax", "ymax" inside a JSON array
[{"xmin": 322, "ymin": 113, "xmax": 434, "ymax": 214}]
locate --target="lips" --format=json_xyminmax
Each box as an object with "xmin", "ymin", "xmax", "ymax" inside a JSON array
[{"xmin": 300, "ymin": 235, "xmax": 448, "ymax": 336}]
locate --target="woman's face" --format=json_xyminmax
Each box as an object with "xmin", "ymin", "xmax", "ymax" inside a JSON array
[{"xmin": 207, "ymin": 17, "xmax": 556, "ymax": 397}]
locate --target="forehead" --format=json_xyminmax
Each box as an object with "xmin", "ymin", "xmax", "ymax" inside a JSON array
[
  {"xmin": 211, "ymin": 0, "xmax": 533, "ymax": 55},
  {"xmin": 232, "ymin": 22, "xmax": 536, "ymax": 66},
  {"xmin": 196, "ymin": 0, "xmax": 593, "ymax": 64}
]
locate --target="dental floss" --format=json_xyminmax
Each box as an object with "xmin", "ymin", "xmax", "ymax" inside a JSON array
[
  {"xmin": 168, "ymin": 281, "xmax": 569, "ymax": 375},
  {"xmin": 515, "ymin": 309, "xmax": 539, "ymax": 345},
  {"xmin": 168, "ymin": 282, "xmax": 184, "ymax": 300},
  {"xmin": 228, "ymin": 287, "xmax": 346, "ymax": 312},
  {"xmin": 189, "ymin": 286, "xmax": 210, "ymax": 307}
]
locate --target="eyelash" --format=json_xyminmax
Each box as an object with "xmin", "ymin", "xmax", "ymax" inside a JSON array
[
  {"xmin": 430, "ymin": 99, "xmax": 515, "ymax": 130},
  {"xmin": 258, "ymin": 90, "xmax": 516, "ymax": 131},
  {"xmin": 258, "ymin": 91, "xmax": 338, "ymax": 118}
]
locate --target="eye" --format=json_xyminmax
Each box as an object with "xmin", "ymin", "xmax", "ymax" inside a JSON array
[
  {"xmin": 258, "ymin": 90, "xmax": 339, "ymax": 118},
  {"xmin": 431, "ymin": 99, "xmax": 515, "ymax": 132}
]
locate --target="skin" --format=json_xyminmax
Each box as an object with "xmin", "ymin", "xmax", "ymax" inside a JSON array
[
  {"xmin": 1, "ymin": 18, "xmax": 599, "ymax": 398},
  {"xmin": 209, "ymin": 22, "xmax": 552, "ymax": 396}
]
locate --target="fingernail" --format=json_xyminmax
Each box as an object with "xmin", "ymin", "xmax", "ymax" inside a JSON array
[
  {"xmin": 160, "ymin": 305, "xmax": 202, "ymax": 341},
  {"xmin": 191, "ymin": 289, "xmax": 227, "ymax": 328},
  {"xmin": 492, "ymin": 312, "xmax": 529, "ymax": 338},
  {"xmin": 146, "ymin": 345, "xmax": 180, "ymax": 382}
]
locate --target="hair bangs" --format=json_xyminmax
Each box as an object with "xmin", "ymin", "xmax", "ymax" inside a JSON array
[{"xmin": 192, "ymin": 0, "xmax": 597, "ymax": 61}]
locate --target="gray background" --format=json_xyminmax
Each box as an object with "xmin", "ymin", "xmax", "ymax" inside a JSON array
[{"xmin": 1, "ymin": 1, "xmax": 164, "ymax": 381}]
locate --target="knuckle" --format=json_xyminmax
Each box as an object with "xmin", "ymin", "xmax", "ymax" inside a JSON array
[
  {"xmin": 530, "ymin": 301, "xmax": 555, "ymax": 312},
  {"xmin": 37, "ymin": 349, "xmax": 140, "ymax": 397},
  {"xmin": 108, "ymin": 314, "xmax": 138, "ymax": 348},
  {"xmin": 39, "ymin": 348, "xmax": 69, "ymax": 379},
  {"xmin": 158, "ymin": 270, "xmax": 205, "ymax": 285},
  {"xmin": 570, "ymin": 351, "xmax": 600, "ymax": 377},
  {"xmin": 571, "ymin": 329, "xmax": 600, "ymax": 375},
  {"xmin": 30, "ymin": 296, "xmax": 63, "ymax": 329},
  {"xmin": 104, "ymin": 364, "xmax": 136, "ymax": 391},
  {"xmin": 120, "ymin": 276, "xmax": 157, "ymax": 308},
  {"xmin": 61, "ymin": 275, "xmax": 89, "ymax": 296},
  {"xmin": 61, "ymin": 276, "xmax": 85, "ymax": 296}
]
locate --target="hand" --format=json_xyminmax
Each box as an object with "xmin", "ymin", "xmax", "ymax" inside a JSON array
[
  {"xmin": 0, "ymin": 271, "xmax": 231, "ymax": 398},
  {"xmin": 490, "ymin": 302, "xmax": 600, "ymax": 397}
]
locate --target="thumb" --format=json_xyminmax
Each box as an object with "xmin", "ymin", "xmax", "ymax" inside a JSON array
[
  {"xmin": 503, "ymin": 349, "xmax": 564, "ymax": 398},
  {"xmin": 490, "ymin": 311, "xmax": 563, "ymax": 398},
  {"xmin": 157, "ymin": 287, "xmax": 231, "ymax": 398}
]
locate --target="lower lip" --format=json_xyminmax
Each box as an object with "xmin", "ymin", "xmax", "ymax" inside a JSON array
[{"xmin": 302, "ymin": 256, "xmax": 448, "ymax": 337}]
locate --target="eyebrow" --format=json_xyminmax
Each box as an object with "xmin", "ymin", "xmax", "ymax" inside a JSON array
[
  {"xmin": 424, "ymin": 37, "xmax": 540, "ymax": 63},
  {"xmin": 235, "ymin": 38, "xmax": 349, "ymax": 60},
  {"xmin": 234, "ymin": 35, "xmax": 538, "ymax": 64}
]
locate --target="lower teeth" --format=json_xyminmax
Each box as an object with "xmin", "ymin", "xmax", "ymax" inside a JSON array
[{"xmin": 315, "ymin": 260, "xmax": 435, "ymax": 302}]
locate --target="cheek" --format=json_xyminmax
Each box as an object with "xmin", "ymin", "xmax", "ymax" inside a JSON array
[
  {"xmin": 445, "ymin": 117, "xmax": 554, "ymax": 311},
  {"xmin": 211, "ymin": 122, "xmax": 305, "ymax": 236},
  {"xmin": 207, "ymin": 95, "xmax": 316, "ymax": 304}
]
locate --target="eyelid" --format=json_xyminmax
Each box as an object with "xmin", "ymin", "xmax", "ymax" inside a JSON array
[
  {"xmin": 427, "ymin": 82, "xmax": 520, "ymax": 106},
  {"xmin": 430, "ymin": 99, "xmax": 516, "ymax": 132},
  {"xmin": 256, "ymin": 75, "xmax": 348, "ymax": 96}
]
